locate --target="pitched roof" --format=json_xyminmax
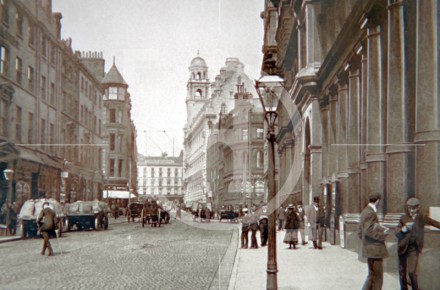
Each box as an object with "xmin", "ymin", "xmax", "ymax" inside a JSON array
[{"xmin": 102, "ymin": 64, "xmax": 127, "ymax": 85}]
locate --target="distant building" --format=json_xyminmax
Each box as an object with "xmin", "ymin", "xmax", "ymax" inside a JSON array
[
  {"xmin": 183, "ymin": 55, "xmax": 263, "ymax": 209},
  {"xmin": 137, "ymin": 152, "xmax": 183, "ymax": 203},
  {"xmin": 207, "ymin": 90, "xmax": 265, "ymax": 209},
  {"xmin": 101, "ymin": 62, "xmax": 137, "ymax": 199}
]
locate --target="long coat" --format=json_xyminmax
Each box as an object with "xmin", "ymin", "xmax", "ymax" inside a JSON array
[
  {"xmin": 305, "ymin": 204, "xmax": 325, "ymax": 240},
  {"xmin": 357, "ymin": 205, "xmax": 388, "ymax": 259},
  {"xmin": 284, "ymin": 208, "xmax": 298, "ymax": 230},
  {"xmin": 396, "ymin": 212, "xmax": 440, "ymax": 255}
]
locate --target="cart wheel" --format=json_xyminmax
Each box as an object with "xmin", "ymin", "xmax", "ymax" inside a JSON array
[{"xmin": 94, "ymin": 217, "xmax": 100, "ymax": 230}]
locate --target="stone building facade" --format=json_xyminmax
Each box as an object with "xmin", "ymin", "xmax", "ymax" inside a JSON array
[
  {"xmin": 0, "ymin": 0, "xmax": 106, "ymax": 208},
  {"xmin": 101, "ymin": 62, "xmax": 137, "ymax": 199},
  {"xmin": 261, "ymin": 0, "xmax": 440, "ymax": 287},
  {"xmin": 184, "ymin": 55, "xmax": 264, "ymax": 209},
  {"xmin": 0, "ymin": 0, "xmax": 137, "ymax": 213},
  {"xmin": 206, "ymin": 91, "xmax": 265, "ymax": 210},
  {"xmin": 137, "ymin": 152, "xmax": 183, "ymax": 204}
]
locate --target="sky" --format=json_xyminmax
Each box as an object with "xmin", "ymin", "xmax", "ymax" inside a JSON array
[{"xmin": 52, "ymin": 0, "xmax": 265, "ymax": 157}]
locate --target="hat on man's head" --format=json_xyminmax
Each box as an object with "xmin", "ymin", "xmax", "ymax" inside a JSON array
[
  {"xmin": 406, "ymin": 197, "xmax": 420, "ymax": 207},
  {"xmin": 313, "ymin": 196, "xmax": 320, "ymax": 202},
  {"xmin": 287, "ymin": 204, "xmax": 294, "ymax": 209},
  {"xmin": 242, "ymin": 208, "xmax": 249, "ymax": 212},
  {"xmin": 42, "ymin": 201, "xmax": 50, "ymax": 207}
]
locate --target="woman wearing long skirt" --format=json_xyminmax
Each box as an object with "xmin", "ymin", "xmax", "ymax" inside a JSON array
[{"xmin": 283, "ymin": 204, "xmax": 298, "ymax": 249}]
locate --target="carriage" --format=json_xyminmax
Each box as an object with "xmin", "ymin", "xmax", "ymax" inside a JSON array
[
  {"xmin": 192, "ymin": 203, "xmax": 211, "ymax": 222},
  {"xmin": 127, "ymin": 202, "xmax": 144, "ymax": 222},
  {"xmin": 219, "ymin": 209, "xmax": 239, "ymax": 223},
  {"xmin": 19, "ymin": 198, "xmax": 66, "ymax": 239},
  {"xmin": 141, "ymin": 201, "xmax": 170, "ymax": 227},
  {"xmin": 64, "ymin": 201, "xmax": 110, "ymax": 231}
]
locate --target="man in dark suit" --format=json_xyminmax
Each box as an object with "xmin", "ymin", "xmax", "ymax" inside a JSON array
[
  {"xmin": 358, "ymin": 193, "xmax": 389, "ymax": 290},
  {"xmin": 306, "ymin": 196, "xmax": 325, "ymax": 249},
  {"xmin": 396, "ymin": 197, "xmax": 440, "ymax": 290},
  {"xmin": 37, "ymin": 201, "xmax": 57, "ymax": 256}
]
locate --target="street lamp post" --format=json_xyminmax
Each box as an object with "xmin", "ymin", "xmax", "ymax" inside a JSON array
[
  {"xmin": 255, "ymin": 75, "xmax": 285, "ymax": 290},
  {"xmin": 3, "ymin": 168, "xmax": 14, "ymax": 228}
]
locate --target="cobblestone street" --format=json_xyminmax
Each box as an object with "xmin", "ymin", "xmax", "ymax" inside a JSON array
[{"xmin": 0, "ymin": 216, "xmax": 238, "ymax": 290}]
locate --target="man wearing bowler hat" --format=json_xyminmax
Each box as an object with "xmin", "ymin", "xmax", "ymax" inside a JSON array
[
  {"xmin": 396, "ymin": 197, "xmax": 440, "ymax": 290},
  {"xmin": 358, "ymin": 193, "xmax": 389, "ymax": 290},
  {"xmin": 306, "ymin": 196, "xmax": 325, "ymax": 249}
]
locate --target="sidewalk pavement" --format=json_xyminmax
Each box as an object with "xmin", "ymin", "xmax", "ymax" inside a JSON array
[{"xmin": 229, "ymin": 229, "xmax": 400, "ymax": 290}]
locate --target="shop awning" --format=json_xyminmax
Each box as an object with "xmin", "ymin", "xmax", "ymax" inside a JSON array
[{"xmin": 103, "ymin": 190, "xmax": 136, "ymax": 199}]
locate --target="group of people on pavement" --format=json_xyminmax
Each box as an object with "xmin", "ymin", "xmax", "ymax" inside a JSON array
[
  {"xmin": 240, "ymin": 204, "xmax": 268, "ymax": 249},
  {"xmin": 358, "ymin": 193, "xmax": 440, "ymax": 290},
  {"xmin": 276, "ymin": 197, "xmax": 325, "ymax": 250}
]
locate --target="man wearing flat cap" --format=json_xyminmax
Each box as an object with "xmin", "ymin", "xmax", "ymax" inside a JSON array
[
  {"xmin": 396, "ymin": 197, "xmax": 440, "ymax": 290},
  {"xmin": 358, "ymin": 193, "xmax": 389, "ymax": 290}
]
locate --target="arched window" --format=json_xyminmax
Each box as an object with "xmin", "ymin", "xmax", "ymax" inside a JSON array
[
  {"xmin": 196, "ymin": 72, "xmax": 201, "ymax": 80},
  {"xmin": 195, "ymin": 89, "xmax": 203, "ymax": 98}
]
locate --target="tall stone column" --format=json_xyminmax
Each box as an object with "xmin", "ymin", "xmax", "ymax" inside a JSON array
[
  {"xmin": 284, "ymin": 134, "xmax": 294, "ymax": 198},
  {"xmin": 360, "ymin": 45, "xmax": 368, "ymax": 208},
  {"xmin": 386, "ymin": 0, "xmax": 414, "ymax": 213},
  {"xmin": 329, "ymin": 91, "xmax": 338, "ymax": 176},
  {"xmin": 337, "ymin": 73, "xmax": 349, "ymax": 214},
  {"xmin": 310, "ymin": 98, "xmax": 323, "ymax": 199},
  {"xmin": 415, "ymin": 0, "xmax": 440, "ymax": 207},
  {"xmin": 347, "ymin": 61, "xmax": 361, "ymax": 213},
  {"xmin": 365, "ymin": 21, "xmax": 386, "ymax": 213},
  {"xmin": 320, "ymin": 98, "xmax": 330, "ymax": 182}
]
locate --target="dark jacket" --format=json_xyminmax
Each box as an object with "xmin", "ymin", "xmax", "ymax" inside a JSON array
[
  {"xmin": 396, "ymin": 212, "xmax": 440, "ymax": 255},
  {"xmin": 37, "ymin": 207, "xmax": 57, "ymax": 232},
  {"xmin": 285, "ymin": 208, "xmax": 298, "ymax": 230},
  {"xmin": 358, "ymin": 204, "xmax": 388, "ymax": 259}
]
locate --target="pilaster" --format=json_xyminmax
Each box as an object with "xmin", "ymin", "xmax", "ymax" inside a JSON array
[
  {"xmin": 386, "ymin": 0, "xmax": 414, "ymax": 213},
  {"xmin": 365, "ymin": 18, "xmax": 386, "ymax": 213},
  {"xmin": 347, "ymin": 61, "xmax": 361, "ymax": 213},
  {"xmin": 415, "ymin": 0, "xmax": 440, "ymax": 207},
  {"xmin": 304, "ymin": 0, "xmax": 323, "ymax": 66}
]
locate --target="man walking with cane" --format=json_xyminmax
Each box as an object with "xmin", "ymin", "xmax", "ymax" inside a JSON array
[{"xmin": 37, "ymin": 201, "xmax": 57, "ymax": 256}]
